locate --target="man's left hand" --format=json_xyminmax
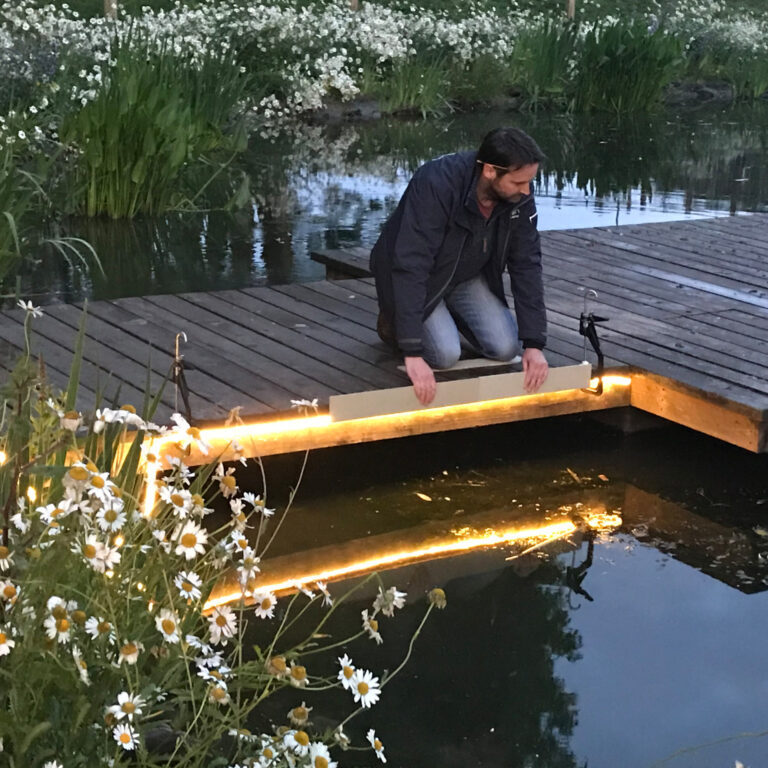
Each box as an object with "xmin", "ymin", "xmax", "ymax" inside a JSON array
[{"xmin": 522, "ymin": 348, "xmax": 549, "ymax": 393}]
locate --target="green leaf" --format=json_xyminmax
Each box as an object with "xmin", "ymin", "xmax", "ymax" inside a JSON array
[
  {"xmin": 66, "ymin": 303, "xmax": 87, "ymax": 410},
  {"xmin": 20, "ymin": 720, "xmax": 52, "ymax": 753}
]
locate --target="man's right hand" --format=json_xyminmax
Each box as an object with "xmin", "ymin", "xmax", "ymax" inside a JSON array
[{"xmin": 405, "ymin": 356, "xmax": 436, "ymax": 405}]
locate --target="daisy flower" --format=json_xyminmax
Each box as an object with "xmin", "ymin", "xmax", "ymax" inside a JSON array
[
  {"xmin": 267, "ymin": 655, "xmax": 289, "ymax": 677},
  {"xmin": 155, "ymin": 608, "xmax": 181, "ymax": 643},
  {"xmin": 316, "ymin": 581, "xmax": 332, "ymax": 607},
  {"xmin": 214, "ymin": 463, "xmax": 238, "ymax": 498},
  {"xmin": 237, "ymin": 548, "xmax": 261, "ymax": 583},
  {"xmin": 0, "ymin": 580, "xmax": 18, "ymax": 605},
  {"xmin": 208, "ymin": 683, "xmax": 230, "ymax": 705},
  {"xmin": 289, "ymin": 662, "xmax": 308, "ymax": 688},
  {"xmin": 170, "ymin": 413, "xmax": 211, "ymax": 455},
  {"xmin": 118, "ymin": 640, "xmax": 143, "ymax": 665},
  {"xmin": 350, "ymin": 669, "xmax": 381, "ymax": 708},
  {"xmin": 184, "ymin": 634, "xmax": 212, "ymax": 655},
  {"xmin": 208, "ymin": 605, "xmax": 237, "ymax": 645},
  {"xmin": 84, "ymin": 616, "xmax": 115, "ymax": 642},
  {"xmin": 175, "ymin": 570, "xmax": 202, "ymax": 600},
  {"xmin": 337, "ymin": 654, "xmax": 355, "ymax": 690},
  {"xmin": 173, "ymin": 521, "xmax": 208, "ymax": 560},
  {"xmin": 283, "ymin": 729, "xmax": 311, "ymax": 756},
  {"xmin": 252, "ymin": 590, "xmax": 276, "ymax": 619},
  {"xmin": 110, "ymin": 691, "xmax": 144, "ymax": 721},
  {"xmin": 0, "ymin": 626, "xmax": 15, "ymax": 655},
  {"xmin": 288, "ymin": 701, "xmax": 313, "ymax": 727},
  {"xmin": 361, "ymin": 609, "xmax": 382, "ymax": 644},
  {"xmin": 367, "ymin": 729, "xmax": 386, "ymax": 763},
  {"xmin": 17, "ymin": 299, "xmax": 43, "ymax": 318},
  {"xmin": 373, "ymin": 586, "xmax": 407, "ymax": 617},
  {"xmin": 113, "ymin": 723, "xmax": 138, "ymax": 751},
  {"xmin": 44, "ymin": 614, "xmax": 72, "ymax": 644},
  {"xmin": 309, "ymin": 741, "xmax": 337, "ymax": 768},
  {"xmin": 0, "ymin": 544, "xmax": 13, "ymax": 572},
  {"xmin": 95, "ymin": 503, "xmax": 126, "ymax": 532},
  {"xmin": 42, "ymin": 762, "xmax": 63, "ymax": 768},
  {"xmin": 72, "ymin": 647, "xmax": 90, "ymax": 685},
  {"xmin": 159, "ymin": 486, "xmax": 193, "ymax": 518}
]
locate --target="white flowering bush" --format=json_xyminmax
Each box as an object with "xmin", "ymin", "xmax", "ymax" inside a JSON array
[{"xmin": 0, "ymin": 303, "xmax": 443, "ymax": 766}]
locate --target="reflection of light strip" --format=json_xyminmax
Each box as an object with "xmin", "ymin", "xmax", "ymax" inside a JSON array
[
  {"xmin": 204, "ymin": 520, "xmax": 578, "ymax": 610},
  {"xmin": 590, "ymin": 375, "xmax": 632, "ymax": 389}
]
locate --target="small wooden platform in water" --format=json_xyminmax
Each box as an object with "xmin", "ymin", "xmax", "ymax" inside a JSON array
[{"xmin": 2, "ymin": 214, "xmax": 767, "ymax": 454}]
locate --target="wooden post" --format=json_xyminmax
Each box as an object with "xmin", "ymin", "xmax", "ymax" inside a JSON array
[
  {"xmin": 104, "ymin": 0, "xmax": 118, "ymax": 18},
  {"xmin": 566, "ymin": 0, "xmax": 575, "ymax": 19}
]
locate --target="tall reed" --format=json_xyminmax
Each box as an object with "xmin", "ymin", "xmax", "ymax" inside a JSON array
[
  {"xmin": 572, "ymin": 21, "xmax": 682, "ymax": 112},
  {"xmin": 60, "ymin": 32, "xmax": 250, "ymax": 219}
]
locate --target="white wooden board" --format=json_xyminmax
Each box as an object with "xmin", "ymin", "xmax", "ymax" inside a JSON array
[
  {"xmin": 329, "ymin": 362, "xmax": 592, "ymax": 422},
  {"xmin": 396, "ymin": 356, "xmax": 521, "ymax": 373}
]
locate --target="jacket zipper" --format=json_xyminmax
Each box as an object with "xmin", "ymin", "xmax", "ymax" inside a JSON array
[{"xmin": 425, "ymin": 232, "xmax": 467, "ymax": 316}]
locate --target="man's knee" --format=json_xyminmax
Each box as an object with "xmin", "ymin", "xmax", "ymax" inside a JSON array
[
  {"xmin": 423, "ymin": 341, "xmax": 461, "ymax": 370},
  {"xmin": 485, "ymin": 336, "xmax": 520, "ymax": 362}
]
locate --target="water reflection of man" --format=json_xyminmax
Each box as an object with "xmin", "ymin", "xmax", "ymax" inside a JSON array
[{"xmin": 370, "ymin": 127, "xmax": 549, "ymax": 405}]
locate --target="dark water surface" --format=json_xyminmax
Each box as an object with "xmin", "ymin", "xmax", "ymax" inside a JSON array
[
  {"xmin": 13, "ymin": 102, "xmax": 768, "ymax": 306},
  {"xmin": 243, "ymin": 414, "xmax": 768, "ymax": 768}
]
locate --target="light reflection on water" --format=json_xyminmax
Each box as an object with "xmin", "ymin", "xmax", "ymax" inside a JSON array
[
  {"xmin": 244, "ymin": 416, "xmax": 768, "ymax": 768},
  {"xmin": 11, "ymin": 102, "xmax": 768, "ymax": 305}
]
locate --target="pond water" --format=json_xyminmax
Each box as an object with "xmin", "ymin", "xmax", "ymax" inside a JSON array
[
  {"xmin": 242, "ymin": 414, "xmax": 768, "ymax": 768},
  {"xmin": 11, "ymin": 101, "xmax": 768, "ymax": 307}
]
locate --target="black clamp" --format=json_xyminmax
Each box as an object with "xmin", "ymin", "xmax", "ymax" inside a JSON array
[
  {"xmin": 172, "ymin": 332, "xmax": 193, "ymax": 423},
  {"xmin": 578, "ymin": 289, "xmax": 608, "ymax": 395}
]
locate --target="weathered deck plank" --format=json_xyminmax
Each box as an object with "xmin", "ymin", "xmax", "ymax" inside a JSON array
[{"xmin": 3, "ymin": 213, "xmax": 768, "ymax": 450}]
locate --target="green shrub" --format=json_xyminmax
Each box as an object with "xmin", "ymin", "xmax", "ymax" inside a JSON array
[{"xmin": 572, "ymin": 21, "xmax": 683, "ymax": 112}]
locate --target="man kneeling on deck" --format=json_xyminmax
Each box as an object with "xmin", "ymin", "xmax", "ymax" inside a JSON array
[{"xmin": 370, "ymin": 126, "xmax": 550, "ymax": 405}]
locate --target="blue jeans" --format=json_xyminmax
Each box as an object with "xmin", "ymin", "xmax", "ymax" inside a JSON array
[{"xmin": 422, "ymin": 275, "xmax": 520, "ymax": 369}]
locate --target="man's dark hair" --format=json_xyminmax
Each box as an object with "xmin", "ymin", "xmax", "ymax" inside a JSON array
[{"xmin": 476, "ymin": 127, "xmax": 545, "ymax": 172}]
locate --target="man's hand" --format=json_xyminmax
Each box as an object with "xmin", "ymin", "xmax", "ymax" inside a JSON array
[
  {"xmin": 522, "ymin": 348, "xmax": 549, "ymax": 393},
  {"xmin": 405, "ymin": 356, "xmax": 436, "ymax": 405}
]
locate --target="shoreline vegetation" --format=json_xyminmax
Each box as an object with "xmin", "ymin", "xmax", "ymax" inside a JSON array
[{"xmin": 1, "ymin": 0, "xmax": 767, "ymax": 278}]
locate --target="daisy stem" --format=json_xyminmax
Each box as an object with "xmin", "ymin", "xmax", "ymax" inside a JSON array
[
  {"xmin": 381, "ymin": 603, "xmax": 434, "ymax": 687},
  {"xmin": 258, "ymin": 449, "xmax": 309, "ymax": 559},
  {"xmin": 299, "ymin": 630, "xmax": 366, "ymax": 657},
  {"xmin": 265, "ymin": 589, "xmax": 300, "ymax": 662}
]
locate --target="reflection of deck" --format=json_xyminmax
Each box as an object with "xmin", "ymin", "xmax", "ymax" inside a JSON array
[{"xmin": 1, "ymin": 214, "xmax": 767, "ymax": 453}]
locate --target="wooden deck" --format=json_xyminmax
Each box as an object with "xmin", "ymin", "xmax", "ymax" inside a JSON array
[{"xmin": 2, "ymin": 214, "xmax": 767, "ymax": 453}]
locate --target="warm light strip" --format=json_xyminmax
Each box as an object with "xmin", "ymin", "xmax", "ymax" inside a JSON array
[{"xmin": 204, "ymin": 520, "xmax": 578, "ymax": 610}]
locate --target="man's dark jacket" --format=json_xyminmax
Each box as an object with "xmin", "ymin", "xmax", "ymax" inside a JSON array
[{"xmin": 370, "ymin": 150, "xmax": 547, "ymax": 356}]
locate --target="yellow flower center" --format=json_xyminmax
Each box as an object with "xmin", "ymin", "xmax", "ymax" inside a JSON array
[
  {"xmin": 192, "ymin": 493, "xmax": 204, "ymax": 507},
  {"xmin": 91, "ymin": 475, "xmax": 105, "ymax": 489},
  {"xmin": 171, "ymin": 493, "xmax": 185, "ymax": 508},
  {"xmin": 211, "ymin": 686, "xmax": 227, "ymax": 701},
  {"xmin": 315, "ymin": 758, "xmax": 329, "ymax": 768},
  {"xmin": 162, "ymin": 619, "xmax": 176, "ymax": 635},
  {"xmin": 0, "ymin": 632, "xmax": 6, "ymax": 644},
  {"xmin": 291, "ymin": 665, "xmax": 307, "ymax": 681},
  {"xmin": 292, "ymin": 706, "xmax": 308, "ymax": 720},
  {"xmin": 120, "ymin": 732, "xmax": 131, "ymax": 744},
  {"xmin": 210, "ymin": 669, "xmax": 222, "ymax": 680},
  {"xmin": 68, "ymin": 466, "xmax": 89, "ymax": 481},
  {"xmin": 97, "ymin": 620, "xmax": 111, "ymax": 634},
  {"xmin": 86, "ymin": 461, "xmax": 99, "ymax": 473},
  {"xmin": 181, "ymin": 533, "xmax": 198, "ymax": 548},
  {"xmin": 51, "ymin": 507, "xmax": 64, "ymax": 517},
  {"xmin": 146, "ymin": 452, "xmax": 158, "ymax": 463},
  {"xmin": 64, "ymin": 409, "xmax": 79, "ymax": 420},
  {"xmin": 121, "ymin": 404, "xmax": 136, "ymax": 414},
  {"xmin": 369, "ymin": 618, "xmax": 378, "ymax": 632},
  {"xmin": 122, "ymin": 701, "xmax": 136, "ymax": 714},
  {"xmin": 237, "ymin": 538, "xmax": 247, "ymax": 550},
  {"xmin": 72, "ymin": 610, "xmax": 87, "ymax": 625},
  {"xmin": 52, "ymin": 605, "xmax": 67, "ymax": 619},
  {"xmin": 269, "ymin": 656, "xmax": 286, "ymax": 674},
  {"xmin": 261, "ymin": 597, "xmax": 272, "ymax": 610},
  {"xmin": 374, "ymin": 739, "xmax": 383, "ymax": 751},
  {"xmin": 357, "ymin": 681, "xmax": 369, "ymax": 695},
  {"xmin": 215, "ymin": 614, "xmax": 228, "ymax": 627},
  {"xmin": 187, "ymin": 426, "xmax": 201, "ymax": 439},
  {"xmin": 343, "ymin": 665, "xmax": 354, "ymax": 679},
  {"xmin": 3, "ymin": 584, "xmax": 16, "ymax": 600},
  {"xmin": 104, "ymin": 509, "xmax": 118, "ymax": 523},
  {"xmin": 182, "ymin": 581, "xmax": 194, "ymax": 593},
  {"xmin": 83, "ymin": 544, "xmax": 97, "ymax": 559},
  {"xmin": 264, "ymin": 747, "xmax": 274, "ymax": 759},
  {"xmin": 56, "ymin": 618, "xmax": 70, "ymax": 633},
  {"xmin": 295, "ymin": 731, "xmax": 310, "ymax": 746},
  {"xmin": 221, "ymin": 476, "xmax": 236, "ymax": 490},
  {"xmin": 0, "ymin": 546, "xmax": 9, "ymax": 558},
  {"xmin": 121, "ymin": 642, "xmax": 137, "ymax": 657},
  {"xmin": 78, "ymin": 658, "xmax": 87, "ymax": 670}
]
